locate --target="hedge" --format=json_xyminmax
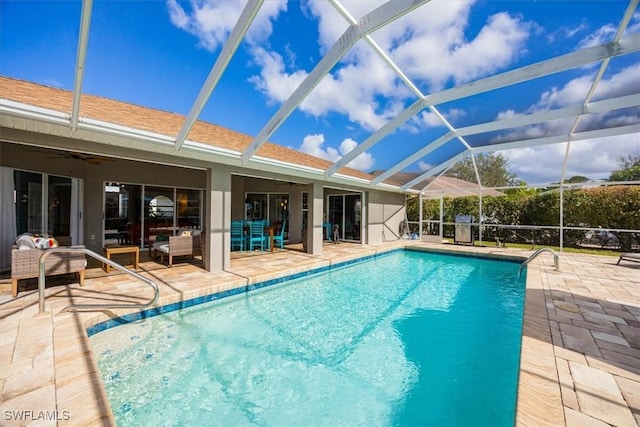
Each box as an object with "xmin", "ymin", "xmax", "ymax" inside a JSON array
[{"xmin": 407, "ymin": 186, "xmax": 640, "ymax": 250}]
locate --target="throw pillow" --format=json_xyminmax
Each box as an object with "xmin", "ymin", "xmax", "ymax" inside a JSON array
[
  {"xmin": 16, "ymin": 233, "xmax": 36, "ymax": 250},
  {"xmin": 33, "ymin": 236, "xmax": 59, "ymax": 249}
]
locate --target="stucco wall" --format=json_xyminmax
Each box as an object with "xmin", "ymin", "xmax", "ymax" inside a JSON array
[
  {"xmin": 366, "ymin": 191, "xmax": 407, "ymax": 245},
  {"xmin": 2, "ymin": 140, "xmax": 408, "ymax": 256}
]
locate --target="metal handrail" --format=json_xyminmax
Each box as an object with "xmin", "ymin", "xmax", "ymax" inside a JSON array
[
  {"xmin": 518, "ymin": 247, "xmax": 559, "ymax": 277},
  {"xmin": 38, "ymin": 247, "xmax": 159, "ymax": 314}
]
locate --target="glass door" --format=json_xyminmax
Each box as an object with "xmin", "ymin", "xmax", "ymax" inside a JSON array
[
  {"xmin": 104, "ymin": 183, "xmax": 142, "ymax": 246},
  {"xmin": 15, "ymin": 171, "xmax": 42, "ymax": 235},
  {"xmin": 144, "ymin": 186, "xmax": 175, "ymax": 247},
  {"xmin": 14, "ymin": 170, "xmax": 81, "ymax": 243},
  {"xmin": 328, "ymin": 194, "xmax": 361, "ymax": 242},
  {"xmin": 268, "ymin": 193, "xmax": 289, "ymax": 240},
  {"xmin": 344, "ymin": 194, "xmax": 361, "ymax": 241},
  {"xmin": 328, "ymin": 195, "xmax": 344, "ymax": 241},
  {"xmin": 47, "ymin": 175, "xmax": 72, "ymax": 237}
]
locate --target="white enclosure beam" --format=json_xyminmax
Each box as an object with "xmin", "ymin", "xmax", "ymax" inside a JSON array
[
  {"xmin": 70, "ymin": 0, "xmax": 93, "ymax": 131},
  {"xmin": 373, "ymin": 94, "xmax": 638, "ymax": 186},
  {"xmin": 241, "ymin": 0, "xmax": 429, "ymax": 165},
  {"xmin": 402, "ymin": 123, "xmax": 640, "ymax": 191},
  {"xmin": 326, "ymin": 33, "xmax": 640, "ymax": 177},
  {"xmin": 458, "ymin": 94, "xmax": 639, "ymax": 137},
  {"xmin": 175, "ymin": 0, "xmax": 264, "ymax": 151},
  {"xmin": 330, "ymin": 0, "xmax": 425, "ymax": 99},
  {"xmin": 331, "ymin": 0, "xmax": 477, "ymax": 180},
  {"xmin": 371, "ymin": 132, "xmax": 454, "ymax": 185},
  {"xmin": 473, "ymin": 123, "xmax": 639, "ymax": 154}
]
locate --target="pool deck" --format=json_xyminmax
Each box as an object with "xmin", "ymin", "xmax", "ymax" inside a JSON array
[{"xmin": 1, "ymin": 241, "xmax": 638, "ymax": 426}]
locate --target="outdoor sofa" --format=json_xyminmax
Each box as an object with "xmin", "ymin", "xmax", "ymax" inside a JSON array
[{"xmin": 11, "ymin": 235, "xmax": 86, "ymax": 297}]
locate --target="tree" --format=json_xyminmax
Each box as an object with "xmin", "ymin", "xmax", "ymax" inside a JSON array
[
  {"xmin": 609, "ymin": 151, "xmax": 640, "ymax": 182},
  {"xmin": 565, "ymin": 175, "xmax": 590, "ymax": 183},
  {"xmin": 445, "ymin": 153, "xmax": 518, "ymax": 188}
]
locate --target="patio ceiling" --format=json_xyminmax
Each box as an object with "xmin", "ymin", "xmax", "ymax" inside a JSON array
[{"xmin": 5, "ymin": 0, "xmax": 640, "ymax": 195}]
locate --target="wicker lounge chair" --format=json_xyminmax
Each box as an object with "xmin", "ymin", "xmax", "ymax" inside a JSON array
[
  {"xmin": 151, "ymin": 235, "xmax": 194, "ymax": 267},
  {"xmin": 11, "ymin": 243, "xmax": 86, "ymax": 297},
  {"xmin": 617, "ymin": 252, "xmax": 640, "ymax": 265}
]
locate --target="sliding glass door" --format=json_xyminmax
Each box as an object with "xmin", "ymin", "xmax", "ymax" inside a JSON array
[
  {"xmin": 328, "ymin": 193, "xmax": 361, "ymax": 242},
  {"xmin": 12, "ymin": 169, "xmax": 81, "ymax": 243},
  {"xmin": 245, "ymin": 192, "xmax": 290, "ymax": 240},
  {"xmin": 104, "ymin": 183, "xmax": 142, "ymax": 246},
  {"xmin": 104, "ymin": 183, "xmax": 202, "ymax": 247}
]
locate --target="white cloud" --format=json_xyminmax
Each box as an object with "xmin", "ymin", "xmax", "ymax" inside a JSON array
[
  {"xmin": 578, "ymin": 23, "xmax": 617, "ymax": 48},
  {"xmin": 489, "ymin": 62, "xmax": 640, "ymax": 184},
  {"xmin": 499, "ymin": 133, "xmax": 640, "ymax": 184},
  {"xmin": 339, "ymin": 138, "xmax": 375, "ymax": 171},
  {"xmin": 490, "ymin": 64, "xmax": 640, "ymax": 144},
  {"xmin": 250, "ymin": 0, "xmax": 533, "ymax": 132},
  {"xmin": 418, "ymin": 161, "xmax": 432, "ymax": 172},
  {"xmin": 389, "ymin": 8, "xmax": 531, "ymax": 90},
  {"xmin": 412, "ymin": 108, "xmax": 467, "ymax": 131},
  {"xmin": 247, "ymin": 47, "xmax": 309, "ymax": 105},
  {"xmin": 298, "ymin": 134, "xmax": 375, "ymax": 171},
  {"xmin": 166, "ymin": 0, "xmax": 286, "ymax": 51}
]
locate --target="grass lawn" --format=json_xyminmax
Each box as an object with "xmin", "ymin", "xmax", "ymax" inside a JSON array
[{"xmin": 473, "ymin": 241, "xmax": 622, "ymax": 257}]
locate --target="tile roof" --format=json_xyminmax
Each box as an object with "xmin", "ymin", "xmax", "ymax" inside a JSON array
[
  {"xmin": 0, "ymin": 76, "xmax": 374, "ymax": 182},
  {"xmin": 370, "ymin": 170, "xmax": 505, "ymax": 196}
]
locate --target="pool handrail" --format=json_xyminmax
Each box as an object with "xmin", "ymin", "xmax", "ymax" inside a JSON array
[
  {"xmin": 518, "ymin": 247, "xmax": 559, "ymax": 277},
  {"xmin": 37, "ymin": 247, "xmax": 159, "ymax": 314}
]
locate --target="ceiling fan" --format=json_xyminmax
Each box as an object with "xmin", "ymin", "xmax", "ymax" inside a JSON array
[
  {"xmin": 57, "ymin": 151, "xmax": 116, "ymax": 165},
  {"xmin": 27, "ymin": 147, "xmax": 117, "ymax": 165}
]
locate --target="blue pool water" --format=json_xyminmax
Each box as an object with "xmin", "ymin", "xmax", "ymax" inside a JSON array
[{"xmin": 90, "ymin": 250, "xmax": 526, "ymax": 426}]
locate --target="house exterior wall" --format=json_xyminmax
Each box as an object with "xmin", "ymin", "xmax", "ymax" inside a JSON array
[
  {"xmin": 2, "ymin": 139, "xmax": 408, "ymax": 268},
  {"xmin": 366, "ymin": 191, "xmax": 406, "ymax": 245},
  {"xmin": 1, "ymin": 141, "xmax": 205, "ymax": 254}
]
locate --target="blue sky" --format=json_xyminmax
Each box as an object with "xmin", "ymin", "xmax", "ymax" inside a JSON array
[{"xmin": 1, "ymin": 0, "xmax": 639, "ymax": 185}]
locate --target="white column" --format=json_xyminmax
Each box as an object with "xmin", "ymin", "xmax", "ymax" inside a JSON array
[
  {"xmin": 439, "ymin": 195, "xmax": 444, "ymax": 239},
  {"xmin": 360, "ymin": 191, "xmax": 367, "ymax": 245},
  {"xmin": 418, "ymin": 193, "xmax": 423, "ymax": 238},
  {"xmin": 205, "ymin": 166, "xmax": 231, "ymax": 271},
  {"xmin": 307, "ymin": 182, "xmax": 323, "ymax": 254}
]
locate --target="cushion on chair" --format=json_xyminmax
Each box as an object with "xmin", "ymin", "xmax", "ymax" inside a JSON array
[{"xmin": 153, "ymin": 241, "xmax": 170, "ymax": 254}]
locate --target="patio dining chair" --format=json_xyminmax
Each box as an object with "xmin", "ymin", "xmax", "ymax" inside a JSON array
[
  {"xmin": 231, "ymin": 221, "xmax": 245, "ymax": 251},
  {"xmin": 272, "ymin": 220, "xmax": 287, "ymax": 250},
  {"xmin": 248, "ymin": 221, "xmax": 266, "ymax": 251}
]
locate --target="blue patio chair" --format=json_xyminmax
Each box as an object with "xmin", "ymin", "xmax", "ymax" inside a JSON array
[
  {"xmin": 273, "ymin": 220, "xmax": 287, "ymax": 250},
  {"xmin": 231, "ymin": 221, "xmax": 245, "ymax": 251},
  {"xmin": 248, "ymin": 221, "xmax": 266, "ymax": 251}
]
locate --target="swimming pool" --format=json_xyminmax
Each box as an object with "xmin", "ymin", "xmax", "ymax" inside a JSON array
[{"xmin": 90, "ymin": 250, "xmax": 526, "ymax": 426}]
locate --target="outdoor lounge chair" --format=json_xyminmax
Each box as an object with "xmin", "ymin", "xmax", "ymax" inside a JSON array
[
  {"xmin": 151, "ymin": 234, "xmax": 193, "ymax": 267},
  {"xmin": 617, "ymin": 252, "xmax": 640, "ymax": 265}
]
